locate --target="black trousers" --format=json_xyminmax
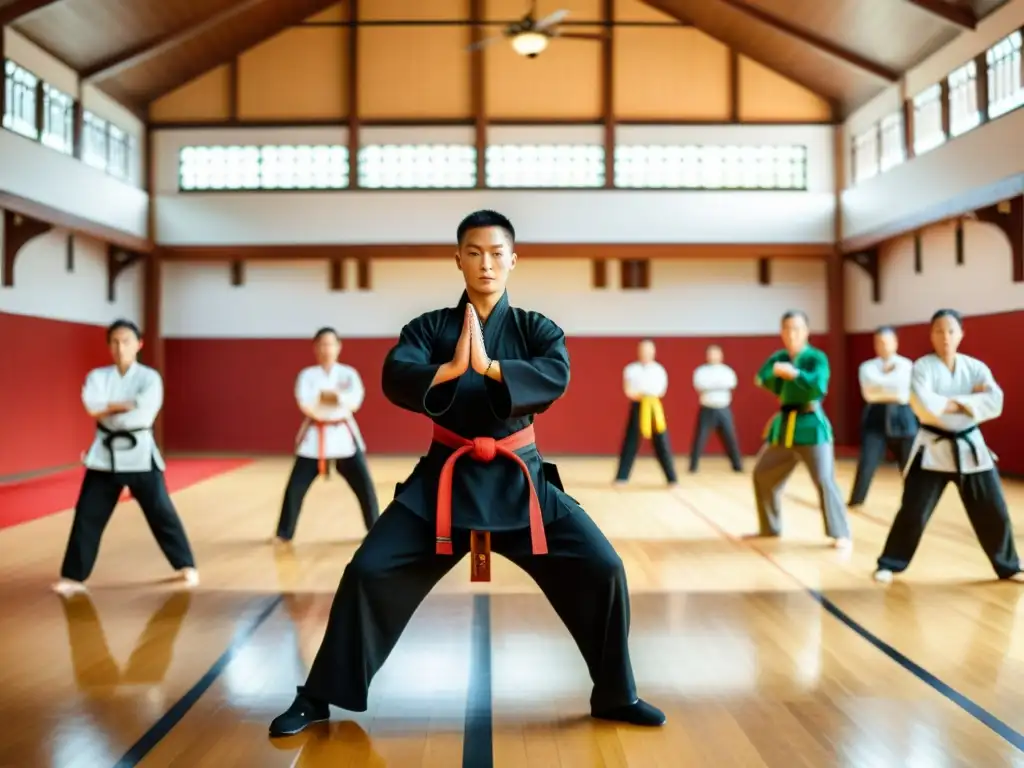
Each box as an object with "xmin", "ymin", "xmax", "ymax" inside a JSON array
[
  {"xmin": 877, "ymin": 454, "xmax": 1021, "ymax": 579},
  {"xmin": 301, "ymin": 502, "xmax": 637, "ymax": 712},
  {"xmin": 615, "ymin": 401, "xmax": 677, "ymax": 482},
  {"xmin": 276, "ymin": 454, "xmax": 380, "ymax": 540},
  {"xmin": 848, "ymin": 430, "xmax": 915, "ymax": 505},
  {"xmin": 60, "ymin": 464, "xmax": 196, "ymax": 582},
  {"xmin": 688, "ymin": 406, "xmax": 743, "ymax": 472}
]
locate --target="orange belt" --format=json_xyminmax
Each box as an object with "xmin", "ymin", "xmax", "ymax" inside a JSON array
[
  {"xmin": 431, "ymin": 423, "xmax": 547, "ymax": 582},
  {"xmin": 297, "ymin": 418, "xmax": 355, "ymax": 478}
]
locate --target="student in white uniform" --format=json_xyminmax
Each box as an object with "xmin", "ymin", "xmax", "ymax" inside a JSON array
[
  {"xmin": 688, "ymin": 344, "xmax": 743, "ymax": 473},
  {"xmin": 53, "ymin": 320, "xmax": 198, "ymax": 596},
  {"xmin": 614, "ymin": 339, "xmax": 678, "ymax": 485},
  {"xmin": 849, "ymin": 326, "xmax": 917, "ymax": 507},
  {"xmin": 874, "ymin": 309, "xmax": 1022, "ymax": 583},
  {"xmin": 272, "ymin": 327, "xmax": 380, "ymax": 542}
]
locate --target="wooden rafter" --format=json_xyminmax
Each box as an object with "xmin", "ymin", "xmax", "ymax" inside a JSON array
[
  {"xmin": 902, "ymin": 0, "xmax": 976, "ymax": 29},
  {"xmin": 716, "ymin": 0, "xmax": 900, "ymax": 82},
  {"xmin": 0, "ymin": 0, "xmax": 62, "ymax": 26},
  {"xmin": 81, "ymin": 0, "xmax": 278, "ymax": 82}
]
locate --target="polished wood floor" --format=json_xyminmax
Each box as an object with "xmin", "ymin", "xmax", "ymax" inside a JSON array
[{"xmin": 3, "ymin": 454, "xmax": 1024, "ymax": 767}]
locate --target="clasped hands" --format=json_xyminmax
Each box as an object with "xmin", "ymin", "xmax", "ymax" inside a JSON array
[{"xmin": 435, "ymin": 304, "xmax": 497, "ymax": 385}]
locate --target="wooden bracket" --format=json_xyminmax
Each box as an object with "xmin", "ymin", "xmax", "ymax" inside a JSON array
[
  {"xmin": 230, "ymin": 260, "xmax": 245, "ymax": 287},
  {"xmin": 620, "ymin": 258, "xmax": 649, "ymax": 289},
  {"xmin": 329, "ymin": 257, "xmax": 345, "ymax": 291},
  {"xmin": 107, "ymin": 245, "xmax": 143, "ymax": 302},
  {"xmin": 66, "ymin": 234, "xmax": 75, "ymax": 272},
  {"xmin": 591, "ymin": 258, "xmax": 607, "ymax": 289},
  {"xmin": 2, "ymin": 210, "xmax": 52, "ymax": 287},
  {"xmin": 356, "ymin": 257, "xmax": 371, "ymax": 290},
  {"xmin": 913, "ymin": 232, "xmax": 922, "ymax": 274},
  {"xmin": 954, "ymin": 218, "xmax": 964, "ymax": 265},
  {"xmin": 845, "ymin": 247, "xmax": 881, "ymax": 303},
  {"xmin": 974, "ymin": 194, "xmax": 1023, "ymax": 282},
  {"xmin": 757, "ymin": 257, "xmax": 771, "ymax": 285}
]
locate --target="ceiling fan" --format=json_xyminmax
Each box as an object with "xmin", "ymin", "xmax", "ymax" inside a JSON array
[{"xmin": 467, "ymin": 2, "xmax": 605, "ymax": 58}]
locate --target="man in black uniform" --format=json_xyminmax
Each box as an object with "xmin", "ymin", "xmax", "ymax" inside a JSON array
[{"xmin": 270, "ymin": 209, "xmax": 665, "ymax": 736}]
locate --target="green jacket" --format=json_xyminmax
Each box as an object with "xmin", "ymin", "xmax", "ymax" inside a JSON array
[{"xmin": 755, "ymin": 346, "xmax": 833, "ymax": 446}]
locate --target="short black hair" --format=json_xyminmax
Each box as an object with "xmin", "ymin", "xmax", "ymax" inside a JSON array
[
  {"xmin": 106, "ymin": 319, "xmax": 141, "ymax": 341},
  {"xmin": 931, "ymin": 308, "xmax": 963, "ymax": 328},
  {"xmin": 457, "ymin": 209, "xmax": 515, "ymax": 246},
  {"xmin": 313, "ymin": 326, "xmax": 339, "ymax": 341},
  {"xmin": 781, "ymin": 309, "xmax": 808, "ymax": 324},
  {"xmin": 875, "ymin": 325, "xmax": 897, "ymax": 335}
]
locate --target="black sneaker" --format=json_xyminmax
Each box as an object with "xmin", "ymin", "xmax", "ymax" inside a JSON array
[
  {"xmin": 269, "ymin": 694, "xmax": 330, "ymax": 737},
  {"xmin": 591, "ymin": 698, "xmax": 666, "ymax": 726}
]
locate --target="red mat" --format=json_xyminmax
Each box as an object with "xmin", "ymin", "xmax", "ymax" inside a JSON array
[{"xmin": 0, "ymin": 458, "xmax": 252, "ymax": 530}]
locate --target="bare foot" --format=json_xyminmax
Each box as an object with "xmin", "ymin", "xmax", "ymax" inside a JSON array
[
  {"xmin": 52, "ymin": 578, "xmax": 88, "ymax": 597},
  {"xmin": 178, "ymin": 567, "xmax": 200, "ymax": 587}
]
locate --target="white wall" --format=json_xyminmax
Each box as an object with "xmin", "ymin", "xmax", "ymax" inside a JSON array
[
  {"xmin": 162, "ymin": 258, "xmax": 827, "ymax": 338},
  {"xmin": 842, "ymin": 106, "xmax": 1024, "ymax": 241},
  {"xmin": 0, "ymin": 228, "xmax": 142, "ymax": 326},
  {"xmin": 152, "ymin": 124, "xmax": 836, "ymax": 246},
  {"xmin": 845, "ymin": 218, "xmax": 1021, "ymax": 332}
]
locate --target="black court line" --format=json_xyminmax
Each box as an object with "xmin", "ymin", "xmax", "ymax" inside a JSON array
[
  {"xmin": 462, "ymin": 593, "xmax": 494, "ymax": 768},
  {"xmin": 113, "ymin": 594, "xmax": 284, "ymax": 767},
  {"xmin": 671, "ymin": 491, "xmax": 1024, "ymax": 753}
]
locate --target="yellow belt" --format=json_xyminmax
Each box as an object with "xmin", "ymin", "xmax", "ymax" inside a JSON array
[{"xmin": 639, "ymin": 396, "xmax": 666, "ymax": 440}]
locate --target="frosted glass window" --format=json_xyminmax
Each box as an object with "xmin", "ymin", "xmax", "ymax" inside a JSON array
[
  {"xmin": 987, "ymin": 31, "xmax": 1023, "ymax": 119},
  {"xmin": 179, "ymin": 145, "xmax": 350, "ymax": 190},
  {"xmin": 358, "ymin": 144, "xmax": 476, "ymax": 189},
  {"xmin": 486, "ymin": 144, "xmax": 604, "ymax": 188},
  {"xmin": 615, "ymin": 145, "xmax": 807, "ymax": 190},
  {"xmin": 3, "ymin": 60, "xmax": 38, "ymax": 140}
]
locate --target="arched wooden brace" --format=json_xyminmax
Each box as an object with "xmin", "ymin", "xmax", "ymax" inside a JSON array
[
  {"xmin": 844, "ymin": 246, "xmax": 881, "ymax": 303},
  {"xmin": 107, "ymin": 245, "xmax": 144, "ymax": 302},
  {"xmin": 974, "ymin": 195, "xmax": 1023, "ymax": 282},
  {"xmin": 2, "ymin": 210, "xmax": 53, "ymax": 287}
]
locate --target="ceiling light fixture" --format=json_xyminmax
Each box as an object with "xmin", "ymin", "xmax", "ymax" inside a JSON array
[{"xmin": 510, "ymin": 31, "xmax": 549, "ymax": 57}]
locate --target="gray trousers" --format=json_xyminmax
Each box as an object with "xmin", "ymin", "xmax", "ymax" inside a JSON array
[{"xmin": 752, "ymin": 443, "xmax": 851, "ymax": 539}]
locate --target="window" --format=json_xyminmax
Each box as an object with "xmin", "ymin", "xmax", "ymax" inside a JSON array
[
  {"xmin": 615, "ymin": 145, "xmax": 807, "ymax": 190},
  {"xmin": 358, "ymin": 144, "xmax": 475, "ymax": 189},
  {"xmin": 487, "ymin": 144, "xmax": 604, "ymax": 188},
  {"xmin": 987, "ymin": 31, "xmax": 1023, "ymax": 119},
  {"xmin": 852, "ymin": 126, "xmax": 880, "ymax": 183},
  {"xmin": 82, "ymin": 111, "xmax": 109, "ymax": 171},
  {"xmin": 41, "ymin": 83, "xmax": 73, "ymax": 154},
  {"xmin": 878, "ymin": 111, "xmax": 905, "ymax": 172},
  {"xmin": 179, "ymin": 145, "xmax": 350, "ymax": 190},
  {"xmin": 107, "ymin": 124, "xmax": 130, "ymax": 179},
  {"xmin": 948, "ymin": 60, "xmax": 980, "ymax": 137},
  {"xmin": 3, "ymin": 60, "xmax": 39, "ymax": 139},
  {"xmin": 912, "ymin": 83, "xmax": 945, "ymax": 155}
]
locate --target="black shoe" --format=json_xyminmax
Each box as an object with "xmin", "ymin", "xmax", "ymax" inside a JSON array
[
  {"xmin": 269, "ymin": 694, "xmax": 330, "ymax": 737},
  {"xmin": 592, "ymin": 698, "xmax": 666, "ymax": 726}
]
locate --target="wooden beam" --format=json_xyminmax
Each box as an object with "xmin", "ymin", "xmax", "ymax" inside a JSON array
[
  {"xmin": 356, "ymin": 257, "xmax": 370, "ymax": 289},
  {"xmin": 756, "ymin": 257, "xmax": 770, "ymax": 285},
  {"xmin": 0, "ymin": 190, "xmax": 152, "ymax": 253},
  {"xmin": 955, "ymin": 219, "xmax": 964, "ymax": 265},
  {"xmin": 975, "ymin": 195, "xmax": 1024, "ymax": 282},
  {"xmin": 148, "ymin": 117, "xmax": 837, "ymax": 130},
  {"xmin": 229, "ymin": 260, "xmax": 245, "ymax": 286},
  {"xmin": 902, "ymin": 0, "xmax": 976, "ymax": 29},
  {"xmin": 66, "ymin": 234, "xmax": 74, "ymax": 272},
  {"xmin": 2, "ymin": 210, "xmax": 52, "ymax": 287},
  {"xmin": 142, "ymin": 252, "xmax": 164, "ymax": 448},
  {"xmin": 913, "ymin": 232, "xmax": 922, "ymax": 273},
  {"xmin": 620, "ymin": 259, "xmax": 650, "ymax": 289},
  {"xmin": 0, "ymin": 0, "xmax": 63, "ymax": 26},
  {"xmin": 845, "ymin": 248, "xmax": 880, "ymax": 303},
  {"xmin": 602, "ymin": 0, "xmax": 615, "ymax": 189},
  {"xmin": 160, "ymin": 242, "xmax": 835, "ymax": 262},
  {"xmin": 715, "ymin": 0, "xmax": 899, "ymax": 82},
  {"xmin": 828, "ymin": 124, "xmax": 848, "ymax": 445},
  {"xmin": 470, "ymin": 0, "xmax": 486, "ymax": 189},
  {"xmin": 974, "ymin": 51, "xmax": 990, "ymax": 127},
  {"xmin": 841, "ymin": 173, "xmax": 1024, "ymax": 253},
  {"xmin": 227, "ymin": 59, "xmax": 239, "ymax": 119},
  {"xmin": 81, "ymin": 0, "xmax": 278, "ymax": 82},
  {"xmin": 107, "ymin": 246, "xmax": 143, "ymax": 302},
  {"xmin": 728, "ymin": 49, "xmax": 740, "ymax": 122},
  {"xmin": 592, "ymin": 259, "xmax": 608, "ymax": 288},
  {"xmin": 329, "ymin": 257, "xmax": 345, "ymax": 290},
  {"xmin": 348, "ymin": 0, "xmax": 359, "ymax": 189}
]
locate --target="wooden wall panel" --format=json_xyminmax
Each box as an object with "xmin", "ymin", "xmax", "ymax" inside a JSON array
[
  {"xmin": 615, "ymin": 29, "xmax": 730, "ymax": 121},
  {"xmin": 737, "ymin": 56, "xmax": 833, "ymax": 122},
  {"xmin": 305, "ymin": 3, "xmax": 345, "ymax": 23},
  {"xmin": 149, "ymin": 66, "xmax": 232, "ymax": 123},
  {"xmin": 238, "ymin": 28, "xmax": 347, "ymax": 120}
]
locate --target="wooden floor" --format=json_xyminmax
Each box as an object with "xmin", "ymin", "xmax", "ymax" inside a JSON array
[{"xmin": 3, "ymin": 455, "xmax": 1024, "ymax": 768}]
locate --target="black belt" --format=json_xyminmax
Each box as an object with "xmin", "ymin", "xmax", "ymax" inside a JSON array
[
  {"xmin": 919, "ymin": 423, "xmax": 980, "ymax": 479},
  {"xmin": 97, "ymin": 423, "xmax": 150, "ymax": 473}
]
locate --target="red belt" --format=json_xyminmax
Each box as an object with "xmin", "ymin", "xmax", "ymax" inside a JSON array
[
  {"xmin": 432, "ymin": 423, "xmax": 547, "ymax": 581},
  {"xmin": 297, "ymin": 418, "xmax": 355, "ymax": 478}
]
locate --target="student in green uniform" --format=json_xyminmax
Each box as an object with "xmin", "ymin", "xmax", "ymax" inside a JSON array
[{"xmin": 750, "ymin": 309, "xmax": 852, "ymax": 549}]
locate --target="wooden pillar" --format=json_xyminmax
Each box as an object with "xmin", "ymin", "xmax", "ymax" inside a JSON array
[
  {"xmin": 470, "ymin": 0, "xmax": 486, "ymax": 188},
  {"xmin": 143, "ymin": 127, "xmax": 165, "ymax": 448},
  {"xmin": 602, "ymin": 0, "xmax": 614, "ymax": 188},
  {"xmin": 828, "ymin": 125, "xmax": 849, "ymax": 445},
  {"xmin": 347, "ymin": 0, "xmax": 359, "ymax": 188}
]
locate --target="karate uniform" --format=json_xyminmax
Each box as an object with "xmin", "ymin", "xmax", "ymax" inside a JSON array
[
  {"xmin": 614, "ymin": 360, "xmax": 678, "ymax": 483},
  {"xmin": 275, "ymin": 363, "xmax": 379, "ymax": 539},
  {"xmin": 876, "ymin": 353, "xmax": 1021, "ymax": 579},
  {"xmin": 59, "ymin": 364, "xmax": 196, "ymax": 582},
  {"xmin": 688, "ymin": 362, "xmax": 743, "ymax": 472},
  {"xmin": 751, "ymin": 346, "xmax": 851, "ymax": 539},
  {"xmin": 848, "ymin": 354, "xmax": 918, "ymax": 505}
]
